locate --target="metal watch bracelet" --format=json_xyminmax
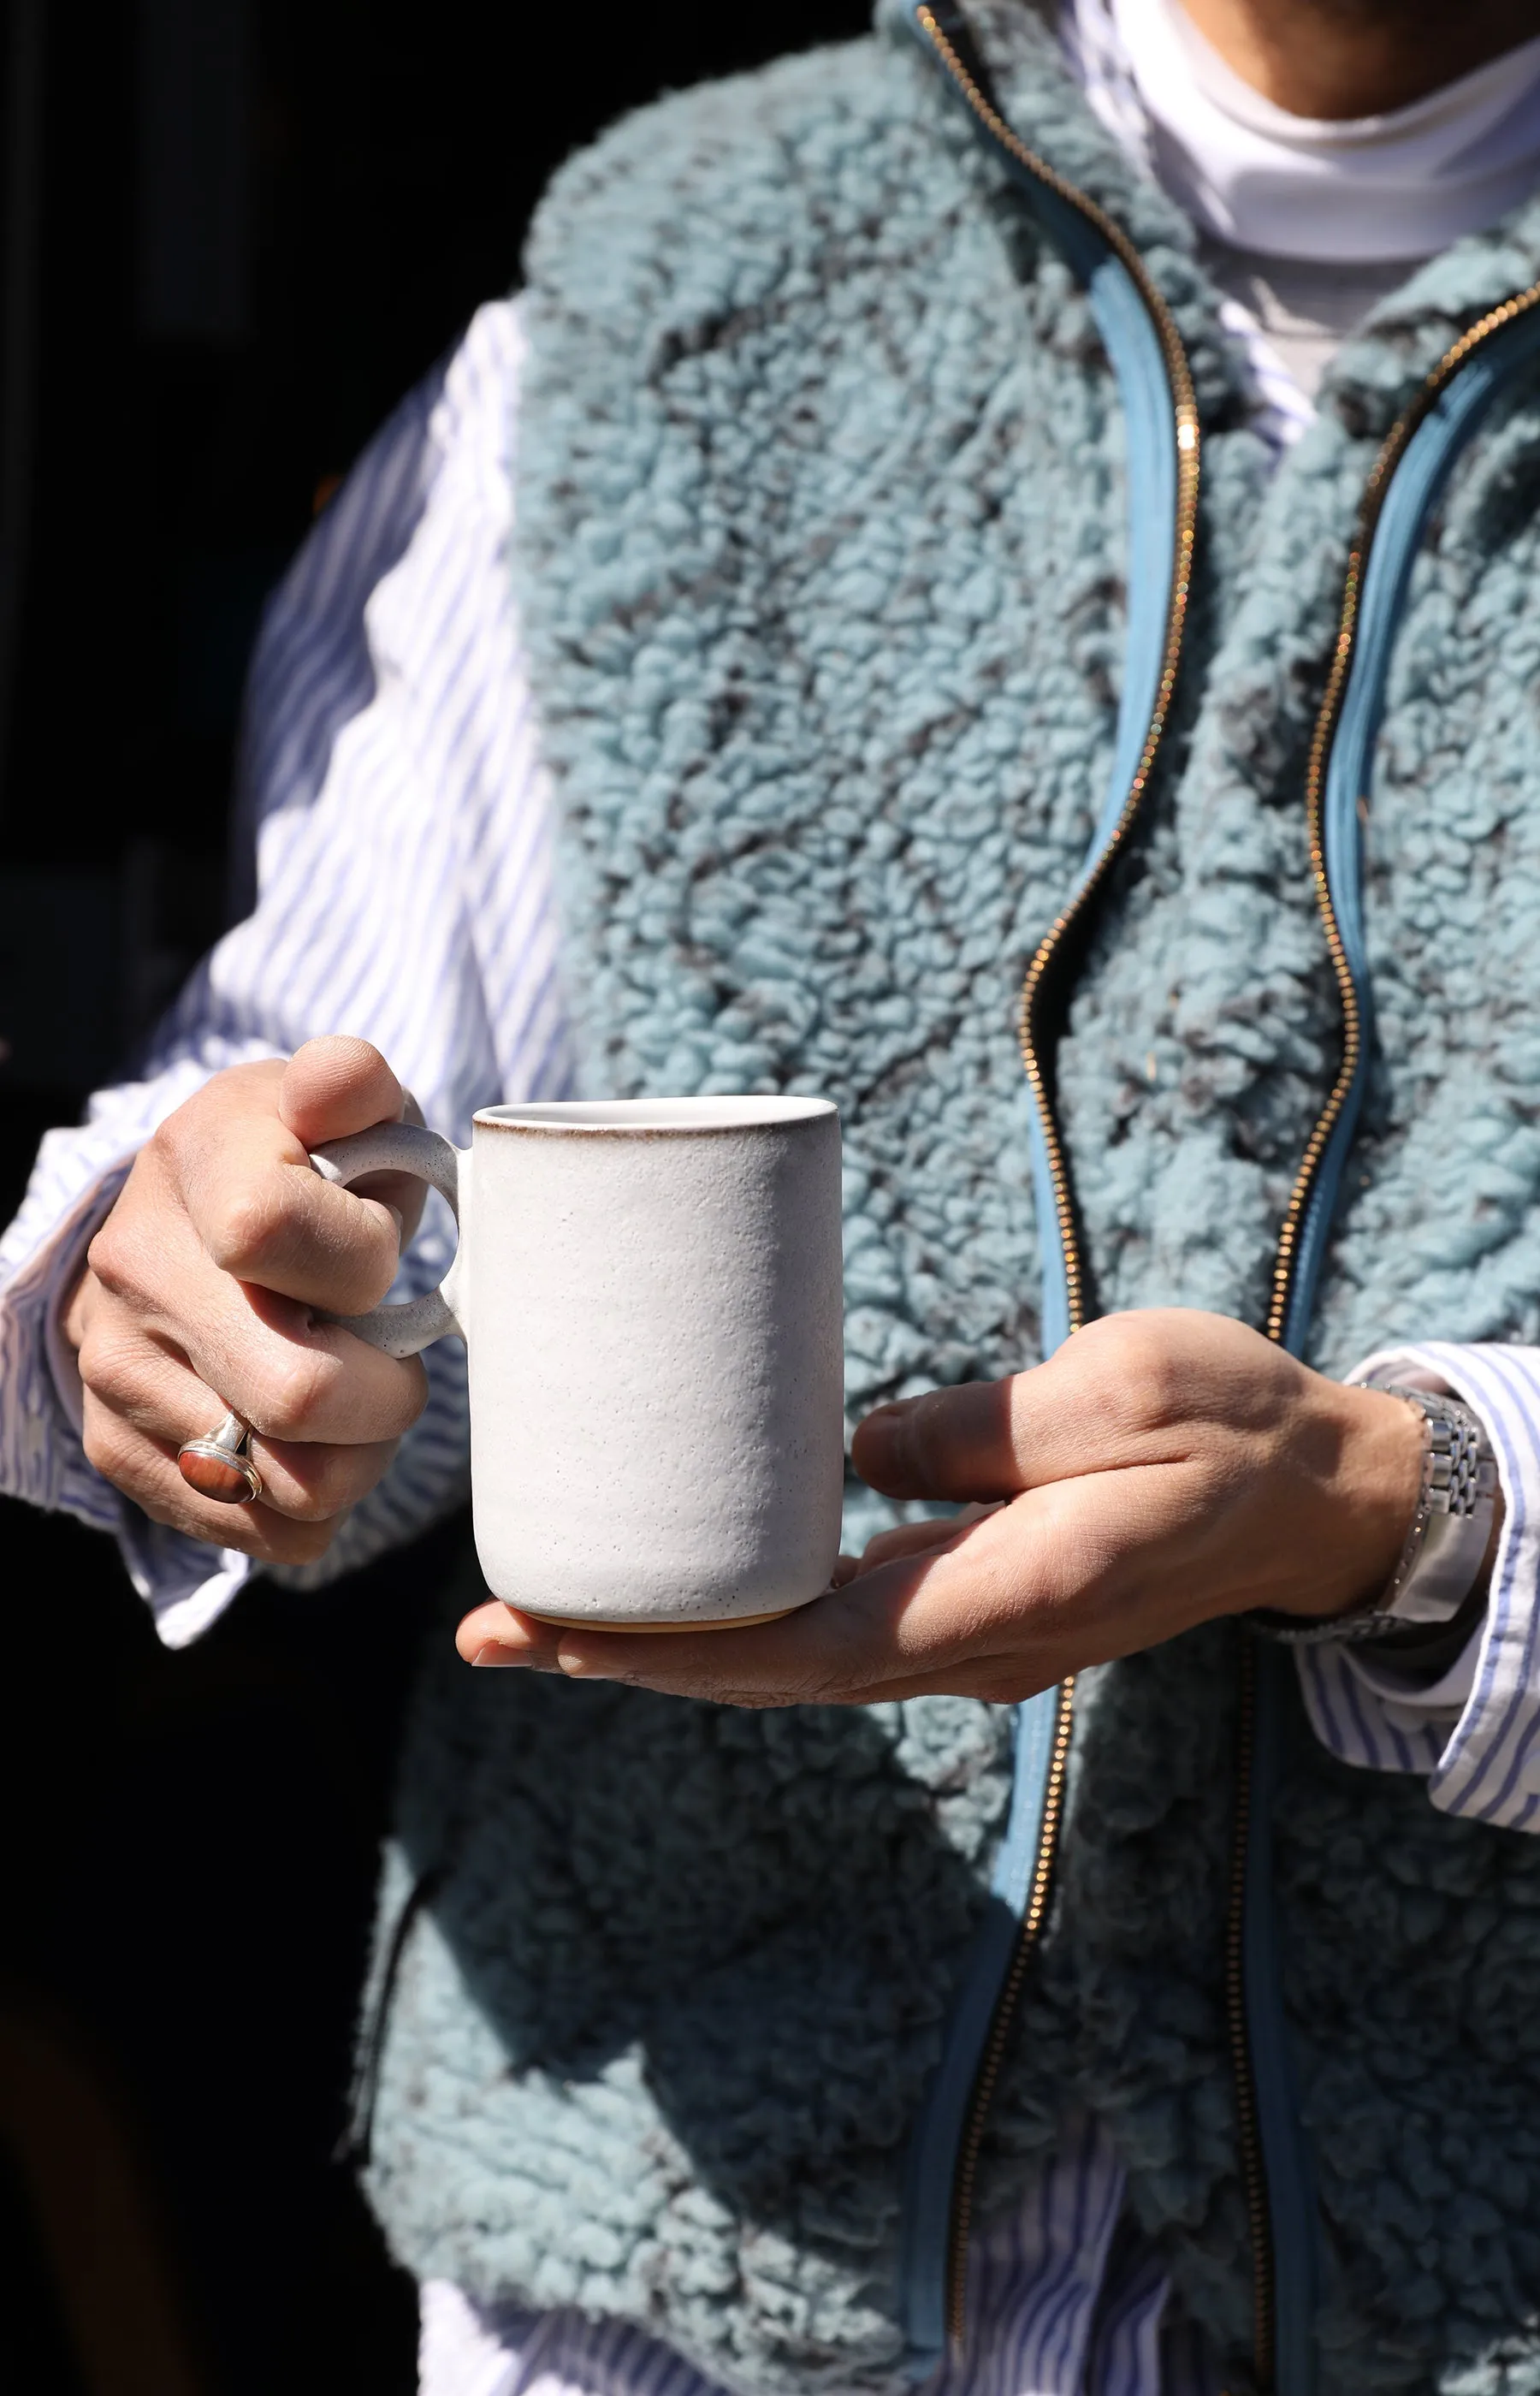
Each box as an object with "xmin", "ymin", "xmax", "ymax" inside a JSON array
[{"xmin": 1251, "ymin": 1385, "xmax": 1499, "ymax": 1648}]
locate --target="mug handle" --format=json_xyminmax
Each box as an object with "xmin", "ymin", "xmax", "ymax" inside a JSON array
[{"xmin": 309, "ymin": 1120, "xmax": 466, "ymax": 1357}]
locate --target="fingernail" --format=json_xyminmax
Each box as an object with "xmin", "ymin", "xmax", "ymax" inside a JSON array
[
  {"xmin": 556, "ymin": 1645, "xmax": 595, "ymax": 1678},
  {"xmin": 471, "ymin": 1641, "xmax": 523, "ymax": 1668}
]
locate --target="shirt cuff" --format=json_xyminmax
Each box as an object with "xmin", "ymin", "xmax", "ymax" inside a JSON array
[
  {"xmin": 41, "ymin": 1171, "xmax": 122, "ymax": 1438},
  {"xmin": 1294, "ymin": 1342, "xmax": 1540, "ymax": 1830},
  {"xmin": 1, "ymin": 1160, "xmax": 133, "ymax": 1523},
  {"xmin": 1, "ymin": 1144, "xmax": 259, "ymax": 1646}
]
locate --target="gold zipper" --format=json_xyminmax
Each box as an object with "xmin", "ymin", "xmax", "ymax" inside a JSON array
[
  {"xmin": 926, "ymin": 0, "xmax": 1540, "ymax": 2364},
  {"xmin": 943, "ymin": 1677, "xmax": 1075, "ymax": 2345},
  {"xmin": 914, "ymin": 3, "xmax": 1204, "ymax": 2350},
  {"xmin": 1225, "ymin": 1637, "xmax": 1273, "ymax": 2385},
  {"xmin": 912, "ymin": 4, "xmax": 1203, "ymax": 1343},
  {"xmin": 1232, "ymin": 278, "xmax": 1540, "ymax": 2393},
  {"xmin": 1007, "ymin": 268, "xmax": 1198, "ymax": 1347},
  {"xmin": 1265, "ymin": 279, "xmax": 1540, "ymax": 1346}
]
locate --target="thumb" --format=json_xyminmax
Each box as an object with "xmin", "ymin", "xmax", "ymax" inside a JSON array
[
  {"xmin": 278, "ymin": 1035, "xmax": 406, "ymax": 1147},
  {"xmin": 277, "ymin": 1036, "xmax": 427, "ymax": 1248},
  {"xmin": 852, "ymin": 1378, "xmax": 1028, "ymax": 1503}
]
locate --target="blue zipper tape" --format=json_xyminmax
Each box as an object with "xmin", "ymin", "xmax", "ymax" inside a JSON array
[
  {"xmin": 899, "ymin": 17, "xmax": 1540, "ymax": 2385},
  {"xmin": 1251, "ymin": 294, "xmax": 1540, "ymax": 2396},
  {"xmin": 899, "ymin": 3, "xmax": 1181, "ymax": 2366},
  {"xmin": 1281, "ymin": 300, "xmax": 1540, "ymax": 1359},
  {"xmin": 897, "ymin": 1686, "xmax": 1063, "ymax": 2374},
  {"xmin": 1245, "ymin": 1643, "xmax": 1318, "ymax": 2396}
]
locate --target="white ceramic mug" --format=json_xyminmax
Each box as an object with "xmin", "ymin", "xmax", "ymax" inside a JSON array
[{"xmin": 308, "ymin": 1098, "xmax": 844, "ymax": 1629}]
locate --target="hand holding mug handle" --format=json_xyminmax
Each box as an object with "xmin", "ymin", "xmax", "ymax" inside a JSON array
[{"xmin": 311, "ymin": 1121, "xmax": 465, "ymax": 1356}]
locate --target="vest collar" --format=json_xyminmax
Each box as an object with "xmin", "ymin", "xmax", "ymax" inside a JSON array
[
  {"xmin": 1318, "ymin": 196, "xmax": 1540, "ymax": 441},
  {"xmin": 880, "ymin": 0, "xmax": 1540, "ymax": 445}
]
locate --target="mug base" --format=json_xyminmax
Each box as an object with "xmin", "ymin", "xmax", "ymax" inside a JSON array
[{"xmin": 517, "ymin": 1603, "xmax": 802, "ymax": 1634}]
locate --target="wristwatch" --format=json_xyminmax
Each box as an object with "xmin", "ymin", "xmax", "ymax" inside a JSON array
[{"xmin": 1253, "ymin": 1385, "xmax": 1499, "ymax": 1649}]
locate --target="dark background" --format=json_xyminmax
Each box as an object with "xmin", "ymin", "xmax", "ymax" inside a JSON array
[{"xmin": 0, "ymin": 3, "xmax": 868, "ymax": 2388}]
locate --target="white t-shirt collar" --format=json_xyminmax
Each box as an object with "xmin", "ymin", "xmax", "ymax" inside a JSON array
[{"xmin": 1063, "ymin": 0, "xmax": 1540, "ymax": 262}]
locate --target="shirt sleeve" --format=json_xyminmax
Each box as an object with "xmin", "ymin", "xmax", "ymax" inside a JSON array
[
  {"xmin": 1294, "ymin": 1341, "xmax": 1540, "ymax": 1832},
  {"xmin": 0, "ymin": 294, "xmax": 570, "ymax": 1648}
]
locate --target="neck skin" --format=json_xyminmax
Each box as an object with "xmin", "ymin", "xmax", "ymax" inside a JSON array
[{"xmin": 1176, "ymin": 0, "xmax": 1540, "ymax": 118}]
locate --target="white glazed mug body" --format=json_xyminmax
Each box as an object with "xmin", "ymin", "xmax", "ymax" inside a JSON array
[{"xmin": 311, "ymin": 1097, "xmax": 844, "ymax": 1627}]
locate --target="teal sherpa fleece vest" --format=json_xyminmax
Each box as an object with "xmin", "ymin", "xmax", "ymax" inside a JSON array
[{"xmin": 359, "ymin": 5, "xmax": 1540, "ymax": 2389}]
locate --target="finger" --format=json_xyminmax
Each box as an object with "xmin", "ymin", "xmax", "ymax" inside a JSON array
[
  {"xmin": 850, "ymin": 1504, "xmax": 1001, "ymax": 1576},
  {"xmin": 168, "ymin": 1104, "xmax": 409, "ymax": 1315},
  {"xmin": 85, "ymin": 1216, "xmax": 427, "ymax": 1446},
  {"xmin": 853, "ymin": 1379, "xmax": 1023, "ymax": 1503},
  {"xmin": 850, "ymin": 1313, "xmax": 1224, "ymax": 1504},
  {"xmin": 197, "ymin": 1284, "xmax": 427, "ymax": 1448},
  {"xmin": 456, "ymin": 1605, "xmax": 564, "ymax": 1669},
  {"xmin": 459, "ymin": 1461, "xmax": 1220, "ymax": 1708},
  {"xmin": 453, "ymin": 1516, "xmax": 1015, "ymax": 1706},
  {"xmin": 277, "ymin": 1035, "xmax": 430, "ymax": 1247},
  {"xmin": 82, "ymin": 1318, "xmax": 400, "ymax": 1521},
  {"xmin": 548, "ymin": 1569, "xmax": 1005, "ymax": 1706},
  {"xmin": 80, "ymin": 1385, "xmax": 355, "ymax": 1569},
  {"xmin": 277, "ymin": 1035, "xmax": 405, "ymax": 1146}
]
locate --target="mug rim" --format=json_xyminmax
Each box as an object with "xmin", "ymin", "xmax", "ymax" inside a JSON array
[{"xmin": 473, "ymin": 1096, "xmax": 837, "ymax": 1135}]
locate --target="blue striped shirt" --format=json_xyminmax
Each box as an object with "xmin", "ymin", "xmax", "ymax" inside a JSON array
[
  {"xmin": 1, "ymin": 299, "xmax": 566, "ymax": 1646},
  {"xmin": 417, "ymin": 2109, "xmax": 1212, "ymax": 2396}
]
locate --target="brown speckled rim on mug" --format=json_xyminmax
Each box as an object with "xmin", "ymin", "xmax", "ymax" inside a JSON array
[{"xmin": 474, "ymin": 1097, "xmax": 835, "ymax": 1136}]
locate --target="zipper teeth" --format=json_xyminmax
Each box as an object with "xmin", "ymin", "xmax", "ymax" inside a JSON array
[
  {"xmin": 945, "ymin": 1679, "xmax": 1076, "ymax": 2348},
  {"xmin": 1265, "ymin": 279, "xmax": 1540, "ymax": 1346},
  {"xmin": 922, "ymin": 4, "xmax": 1540, "ymax": 2365},
  {"xmin": 910, "ymin": 4, "xmax": 1203, "ymax": 1345},
  {"xmin": 1230, "ymin": 278, "xmax": 1540, "ymax": 2393},
  {"xmin": 1226, "ymin": 1638, "xmax": 1272, "ymax": 2387},
  {"xmin": 915, "ymin": 3, "xmax": 1203, "ymax": 2353}
]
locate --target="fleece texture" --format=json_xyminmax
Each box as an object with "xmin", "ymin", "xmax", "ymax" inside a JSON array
[{"xmin": 360, "ymin": 4, "xmax": 1540, "ymax": 2388}]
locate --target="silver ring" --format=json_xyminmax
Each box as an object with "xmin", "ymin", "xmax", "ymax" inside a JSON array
[{"xmin": 177, "ymin": 1408, "xmax": 264, "ymax": 1505}]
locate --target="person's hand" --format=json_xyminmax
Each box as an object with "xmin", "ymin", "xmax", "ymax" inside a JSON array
[
  {"xmin": 455, "ymin": 1308, "xmax": 1430, "ymax": 1705},
  {"xmin": 64, "ymin": 1035, "xmax": 429, "ymax": 1564}
]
